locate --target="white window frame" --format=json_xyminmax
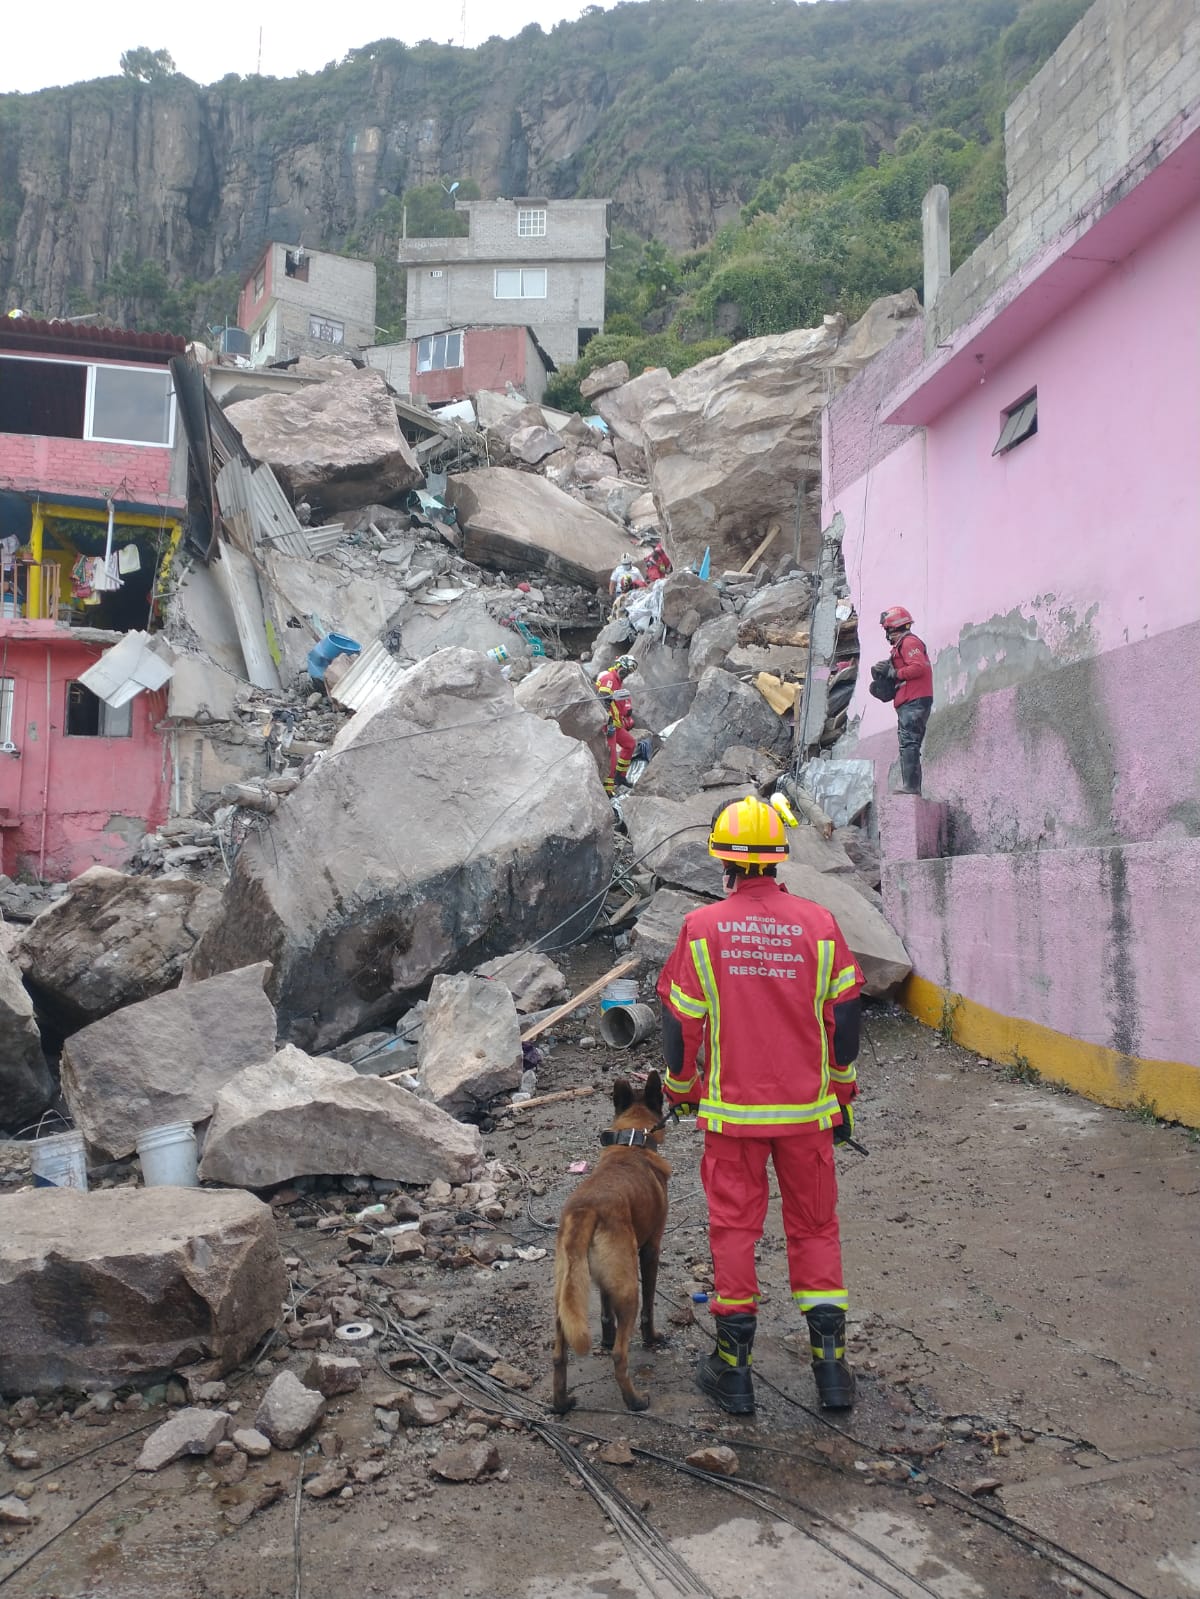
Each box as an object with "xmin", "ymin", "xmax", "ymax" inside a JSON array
[
  {"xmin": 494, "ymin": 268, "xmax": 548, "ymax": 300},
  {"xmin": 416, "ymin": 332, "xmax": 464, "ymax": 374},
  {"xmin": 309, "ymin": 315, "xmax": 345, "ymax": 345},
  {"xmin": 0, "ymin": 678, "xmax": 13, "ymax": 745},
  {"xmin": 517, "ymin": 208, "xmax": 547, "ymax": 238},
  {"xmin": 83, "ymin": 362, "xmax": 176, "ymax": 449}
]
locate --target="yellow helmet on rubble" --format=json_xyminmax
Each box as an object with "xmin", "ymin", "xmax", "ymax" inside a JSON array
[{"xmin": 708, "ymin": 794, "xmax": 790, "ymax": 866}]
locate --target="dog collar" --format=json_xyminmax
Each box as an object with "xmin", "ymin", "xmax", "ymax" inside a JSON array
[{"xmin": 600, "ymin": 1128, "xmax": 654, "ymax": 1149}]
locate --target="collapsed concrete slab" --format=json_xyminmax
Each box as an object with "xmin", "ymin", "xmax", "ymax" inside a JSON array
[
  {"xmin": 777, "ymin": 862, "xmax": 911, "ymax": 996},
  {"xmin": 0, "ymin": 1188, "xmax": 286, "ymax": 1396},
  {"xmin": 0, "ymin": 952, "xmax": 53, "ymax": 1133},
  {"xmin": 59, "ymin": 963, "xmax": 276, "ymax": 1161},
  {"xmin": 417, "ymin": 973, "xmax": 523, "ymax": 1115},
  {"xmin": 198, "ymin": 1045, "xmax": 482, "ymax": 1187},
  {"xmin": 224, "ymin": 371, "xmax": 422, "ymax": 512},
  {"xmin": 472, "ymin": 950, "xmax": 567, "ymax": 1014},
  {"xmin": 187, "ymin": 650, "xmax": 614, "ymax": 1051},
  {"xmin": 514, "ymin": 660, "xmax": 610, "ymax": 772},
  {"xmin": 642, "ymin": 293, "xmax": 919, "ymax": 572},
  {"xmin": 445, "ymin": 468, "xmax": 633, "ymax": 589},
  {"xmin": 259, "ymin": 549, "xmax": 409, "ymax": 680},
  {"xmin": 19, "ymin": 869, "xmax": 222, "ymax": 1032},
  {"xmin": 637, "ymin": 668, "xmax": 791, "ymax": 800}
]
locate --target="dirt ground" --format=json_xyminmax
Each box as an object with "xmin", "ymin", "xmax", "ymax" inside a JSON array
[{"xmin": 1, "ymin": 947, "xmax": 1197, "ymax": 1599}]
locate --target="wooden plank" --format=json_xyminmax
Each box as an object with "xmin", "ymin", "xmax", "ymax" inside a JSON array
[
  {"xmin": 737, "ymin": 522, "xmax": 780, "ymax": 576},
  {"xmin": 495, "ymin": 1085, "xmax": 597, "ymax": 1116},
  {"xmin": 520, "ymin": 956, "xmax": 637, "ymax": 1044}
]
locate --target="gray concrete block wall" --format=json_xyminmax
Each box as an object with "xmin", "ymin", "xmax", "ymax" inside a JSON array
[
  {"xmin": 407, "ymin": 260, "xmax": 606, "ymax": 368},
  {"xmin": 265, "ymin": 246, "xmax": 377, "ymax": 331},
  {"xmin": 460, "ymin": 200, "xmax": 609, "ymax": 262},
  {"xmin": 933, "ymin": 0, "xmax": 1200, "ymax": 349}
]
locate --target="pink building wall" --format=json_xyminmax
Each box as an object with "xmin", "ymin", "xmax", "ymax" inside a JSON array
[
  {"xmin": 822, "ymin": 158, "xmax": 1200, "ymax": 1081},
  {"xmin": 410, "ymin": 327, "xmax": 545, "ymax": 406},
  {"xmin": 0, "ymin": 433, "xmax": 177, "ymax": 504},
  {"xmin": 236, "ymin": 249, "xmax": 274, "ymax": 332},
  {"xmin": 0, "ymin": 623, "xmax": 170, "ymax": 882}
]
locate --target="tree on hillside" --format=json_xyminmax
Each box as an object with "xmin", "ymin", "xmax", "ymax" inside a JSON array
[{"xmin": 120, "ymin": 48, "xmax": 176, "ymax": 83}]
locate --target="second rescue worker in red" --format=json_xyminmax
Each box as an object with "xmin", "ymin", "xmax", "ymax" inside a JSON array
[
  {"xmin": 595, "ymin": 655, "xmax": 638, "ymax": 796},
  {"xmin": 657, "ymin": 794, "xmax": 864, "ymax": 1415}
]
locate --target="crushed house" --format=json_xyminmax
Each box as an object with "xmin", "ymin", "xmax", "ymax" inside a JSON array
[
  {"xmin": 398, "ymin": 198, "xmax": 609, "ymax": 370},
  {"xmin": 821, "ymin": 0, "xmax": 1200, "ymax": 1119},
  {"xmin": 366, "ymin": 325, "xmax": 556, "ymax": 408},
  {"xmin": 235, "ymin": 243, "xmax": 378, "ymax": 366},
  {"xmin": 0, "ymin": 318, "xmax": 190, "ymax": 878}
]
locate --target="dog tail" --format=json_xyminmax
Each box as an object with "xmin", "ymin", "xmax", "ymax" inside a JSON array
[{"xmin": 555, "ymin": 1208, "xmax": 597, "ymax": 1357}]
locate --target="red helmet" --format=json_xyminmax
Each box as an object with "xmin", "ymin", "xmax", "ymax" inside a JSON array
[{"xmin": 880, "ymin": 606, "xmax": 913, "ymax": 632}]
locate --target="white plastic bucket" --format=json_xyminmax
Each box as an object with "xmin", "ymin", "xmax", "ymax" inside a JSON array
[
  {"xmin": 598, "ymin": 1003, "xmax": 657, "ymax": 1050},
  {"xmin": 600, "ymin": 978, "xmax": 639, "ymax": 1012},
  {"xmin": 136, "ymin": 1122, "xmax": 198, "ymax": 1187},
  {"xmin": 31, "ymin": 1130, "xmax": 88, "ymax": 1190}
]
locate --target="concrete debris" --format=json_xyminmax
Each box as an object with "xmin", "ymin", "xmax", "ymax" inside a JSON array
[
  {"xmin": 418, "ymin": 973, "xmax": 523, "ymax": 1116},
  {"xmin": 0, "ymin": 1188, "xmax": 286, "ymax": 1396},
  {"xmin": 59, "ymin": 962, "xmax": 276, "ymax": 1161},
  {"xmin": 389, "ymin": 1389, "xmax": 457, "ymax": 1427},
  {"xmin": 636, "ymin": 667, "xmax": 791, "ymax": 799},
  {"xmin": 449, "ymin": 1331, "xmax": 501, "ymax": 1366},
  {"xmin": 225, "ymin": 371, "xmax": 422, "ymax": 513},
  {"xmin": 598, "ymin": 1440, "xmax": 636, "ymax": 1465},
  {"xmin": 0, "ymin": 951, "xmax": 53, "ymax": 1133},
  {"xmin": 739, "ymin": 575, "xmax": 813, "ymax": 631},
  {"xmin": 628, "ymin": 889, "xmax": 708, "ymax": 972},
  {"xmin": 0, "ymin": 1495, "xmax": 34, "ymax": 1526},
  {"xmin": 514, "ymin": 659, "xmax": 610, "ymax": 775},
  {"xmin": 430, "ymin": 1440, "xmax": 501, "ymax": 1482},
  {"xmin": 776, "ymin": 862, "xmax": 911, "ymax": 996},
  {"xmin": 255, "ymin": 1370, "xmax": 326, "ymax": 1450},
  {"xmin": 136, "ymin": 1407, "xmax": 230, "ymax": 1471},
  {"xmin": 472, "ymin": 950, "xmax": 568, "ymax": 1015},
  {"xmin": 686, "ymin": 1444, "xmax": 740, "ymax": 1476},
  {"xmin": 304, "ymin": 1467, "xmax": 349, "ymax": 1499},
  {"xmin": 642, "ymin": 292, "xmax": 918, "ymax": 573},
  {"xmin": 509, "ymin": 425, "xmax": 565, "ymax": 465},
  {"xmin": 18, "ymin": 868, "xmax": 222, "ymax": 1032},
  {"xmin": 445, "ymin": 469, "xmax": 634, "ymax": 589},
  {"xmin": 579, "ymin": 360, "xmax": 630, "ymax": 400},
  {"xmin": 187, "ymin": 649, "xmax": 614, "ymax": 1051},
  {"xmin": 197, "ymin": 1045, "xmax": 484, "ymax": 1188},
  {"xmin": 659, "ymin": 570, "xmax": 725, "ymax": 638},
  {"xmin": 304, "ymin": 1354, "xmax": 363, "ymax": 1397}
]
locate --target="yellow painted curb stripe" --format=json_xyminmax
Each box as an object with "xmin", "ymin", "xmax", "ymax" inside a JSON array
[{"xmin": 902, "ymin": 975, "xmax": 1200, "ymax": 1128}]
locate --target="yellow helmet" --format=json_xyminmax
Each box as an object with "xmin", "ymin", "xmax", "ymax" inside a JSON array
[{"xmin": 708, "ymin": 794, "xmax": 790, "ymax": 866}]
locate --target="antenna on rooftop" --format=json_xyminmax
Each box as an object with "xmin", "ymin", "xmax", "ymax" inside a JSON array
[
  {"xmin": 460, "ymin": 0, "xmax": 467, "ymax": 47},
  {"xmin": 256, "ymin": 26, "xmax": 263, "ymax": 76}
]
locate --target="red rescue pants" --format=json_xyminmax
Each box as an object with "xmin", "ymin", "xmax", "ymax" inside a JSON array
[
  {"xmin": 701, "ymin": 1129, "xmax": 846, "ymax": 1317},
  {"xmin": 606, "ymin": 726, "xmax": 636, "ymax": 791}
]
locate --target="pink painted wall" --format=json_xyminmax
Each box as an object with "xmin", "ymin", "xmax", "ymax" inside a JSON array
[
  {"xmin": 0, "ymin": 624, "xmax": 170, "ymax": 881},
  {"xmin": 237, "ymin": 249, "xmax": 274, "ymax": 332},
  {"xmin": 411, "ymin": 327, "xmax": 530, "ymax": 405},
  {"xmin": 0, "ymin": 432, "xmax": 177, "ymax": 504}
]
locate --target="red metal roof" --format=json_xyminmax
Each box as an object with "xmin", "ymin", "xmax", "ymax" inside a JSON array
[{"xmin": 0, "ymin": 318, "xmax": 187, "ymax": 363}]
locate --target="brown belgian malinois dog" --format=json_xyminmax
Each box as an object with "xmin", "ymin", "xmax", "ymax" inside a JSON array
[{"xmin": 552, "ymin": 1070, "xmax": 671, "ymax": 1414}]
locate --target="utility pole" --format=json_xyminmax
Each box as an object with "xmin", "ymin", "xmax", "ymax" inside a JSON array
[{"xmin": 256, "ymin": 27, "xmax": 263, "ymax": 77}]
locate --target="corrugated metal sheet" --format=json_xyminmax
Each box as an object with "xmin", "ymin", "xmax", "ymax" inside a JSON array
[
  {"xmin": 303, "ymin": 524, "xmax": 345, "ymax": 557},
  {"xmin": 329, "ymin": 640, "xmax": 405, "ymax": 715},
  {"xmin": 77, "ymin": 631, "xmax": 175, "ymax": 708},
  {"xmin": 217, "ymin": 457, "xmax": 310, "ymax": 558}
]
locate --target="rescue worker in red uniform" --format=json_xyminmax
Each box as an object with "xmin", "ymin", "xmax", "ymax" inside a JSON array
[
  {"xmin": 657, "ymin": 794, "xmax": 864, "ymax": 1415},
  {"xmin": 880, "ymin": 605, "xmax": 933, "ymax": 795},
  {"xmin": 596, "ymin": 655, "xmax": 638, "ymax": 796},
  {"xmin": 644, "ymin": 540, "xmax": 672, "ymax": 584}
]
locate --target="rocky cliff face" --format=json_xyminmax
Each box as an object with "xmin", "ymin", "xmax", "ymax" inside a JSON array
[{"xmin": 0, "ymin": 48, "xmax": 741, "ymax": 318}]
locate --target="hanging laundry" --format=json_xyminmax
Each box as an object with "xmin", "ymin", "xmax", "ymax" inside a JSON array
[
  {"xmin": 92, "ymin": 554, "xmax": 123, "ymax": 592},
  {"xmin": 117, "ymin": 544, "xmax": 141, "ymax": 575},
  {"xmin": 71, "ymin": 555, "xmax": 95, "ymax": 600}
]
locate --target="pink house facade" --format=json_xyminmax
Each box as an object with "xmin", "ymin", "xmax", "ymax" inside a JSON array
[
  {"xmin": 821, "ymin": 0, "xmax": 1200, "ymax": 1122},
  {"xmin": 409, "ymin": 326, "xmax": 551, "ymax": 407}
]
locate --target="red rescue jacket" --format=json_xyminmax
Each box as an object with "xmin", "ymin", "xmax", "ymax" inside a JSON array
[
  {"xmin": 596, "ymin": 669, "xmax": 634, "ymax": 731},
  {"xmin": 657, "ymin": 876, "xmax": 863, "ymax": 1136},
  {"xmin": 890, "ymin": 631, "xmax": 932, "ymax": 707}
]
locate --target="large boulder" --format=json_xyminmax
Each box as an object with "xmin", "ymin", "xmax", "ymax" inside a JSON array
[
  {"xmin": 592, "ymin": 368, "xmax": 673, "ymax": 448},
  {"xmin": 660, "ymin": 570, "xmax": 725, "ymax": 638},
  {"xmin": 777, "ymin": 863, "xmax": 911, "ymax": 996},
  {"xmin": 59, "ymin": 963, "xmax": 276, "ymax": 1161},
  {"xmin": 637, "ymin": 668, "xmax": 791, "ymax": 800},
  {"xmin": 187, "ymin": 650, "xmax": 614, "ymax": 1052},
  {"xmin": 580, "ymin": 360, "xmax": 630, "ymax": 400},
  {"xmin": 621, "ymin": 790, "xmax": 743, "ymax": 900},
  {"xmin": 472, "ymin": 950, "xmax": 567, "ymax": 1014},
  {"xmin": 0, "ymin": 953, "xmax": 53, "ymax": 1132},
  {"xmin": 515, "ymin": 660, "xmax": 609, "ymax": 772},
  {"xmin": 688, "ymin": 614, "xmax": 739, "ymax": 677},
  {"xmin": 19, "ymin": 869, "xmax": 222, "ymax": 1032},
  {"xmin": 629, "ymin": 889, "xmax": 708, "ymax": 973},
  {"xmin": 417, "ymin": 973, "xmax": 523, "ymax": 1115},
  {"xmin": 224, "ymin": 370, "xmax": 422, "ymax": 513},
  {"xmin": 642, "ymin": 293, "xmax": 918, "ymax": 572},
  {"xmin": 625, "ymin": 635, "xmax": 696, "ymax": 734},
  {"xmin": 197, "ymin": 1045, "xmax": 482, "ymax": 1188},
  {"xmin": 446, "ymin": 468, "xmax": 632, "ymax": 589},
  {"xmin": 0, "ymin": 1188, "xmax": 286, "ymax": 1396}
]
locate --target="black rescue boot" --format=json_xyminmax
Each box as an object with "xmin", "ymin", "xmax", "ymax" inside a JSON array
[
  {"xmin": 696, "ymin": 1313, "xmax": 756, "ymax": 1416},
  {"xmin": 805, "ymin": 1305, "xmax": 855, "ymax": 1409}
]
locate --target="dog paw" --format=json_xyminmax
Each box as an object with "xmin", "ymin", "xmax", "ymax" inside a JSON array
[
  {"xmin": 624, "ymin": 1393, "xmax": 650, "ymax": 1413},
  {"xmin": 551, "ymin": 1395, "xmax": 577, "ymax": 1416}
]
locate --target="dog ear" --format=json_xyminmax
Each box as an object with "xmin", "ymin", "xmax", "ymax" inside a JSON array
[
  {"xmin": 642, "ymin": 1070, "xmax": 664, "ymax": 1114},
  {"xmin": 612, "ymin": 1079, "xmax": 634, "ymax": 1114}
]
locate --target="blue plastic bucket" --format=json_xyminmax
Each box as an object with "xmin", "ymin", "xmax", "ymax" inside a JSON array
[
  {"xmin": 600, "ymin": 978, "xmax": 639, "ymax": 1012},
  {"xmin": 307, "ymin": 633, "xmax": 362, "ymax": 680}
]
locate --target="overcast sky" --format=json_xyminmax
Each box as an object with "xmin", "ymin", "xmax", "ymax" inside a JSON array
[{"xmin": 0, "ymin": 0, "xmax": 638, "ymax": 94}]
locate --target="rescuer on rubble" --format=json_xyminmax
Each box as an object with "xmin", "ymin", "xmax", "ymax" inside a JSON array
[
  {"xmin": 874, "ymin": 606, "xmax": 933, "ymax": 795},
  {"xmin": 595, "ymin": 654, "xmax": 639, "ymax": 796},
  {"xmin": 657, "ymin": 793, "xmax": 864, "ymax": 1415}
]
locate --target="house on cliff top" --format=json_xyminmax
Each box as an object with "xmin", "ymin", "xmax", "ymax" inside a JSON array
[{"xmin": 822, "ymin": 0, "xmax": 1200, "ymax": 1122}]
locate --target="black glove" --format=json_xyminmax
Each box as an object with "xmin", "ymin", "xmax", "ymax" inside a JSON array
[{"xmin": 833, "ymin": 1103, "xmax": 855, "ymax": 1145}]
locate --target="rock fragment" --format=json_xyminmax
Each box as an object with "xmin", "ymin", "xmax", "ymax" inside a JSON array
[
  {"xmin": 685, "ymin": 1445, "xmax": 739, "ymax": 1476},
  {"xmin": 255, "ymin": 1371, "xmax": 326, "ymax": 1451},
  {"xmin": 430, "ymin": 1441, "xmax": 501, "ymax": 1482},
  {"xmin": 136, "ymin": 1408, "xmax": 230, "ymax": 1472}
]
